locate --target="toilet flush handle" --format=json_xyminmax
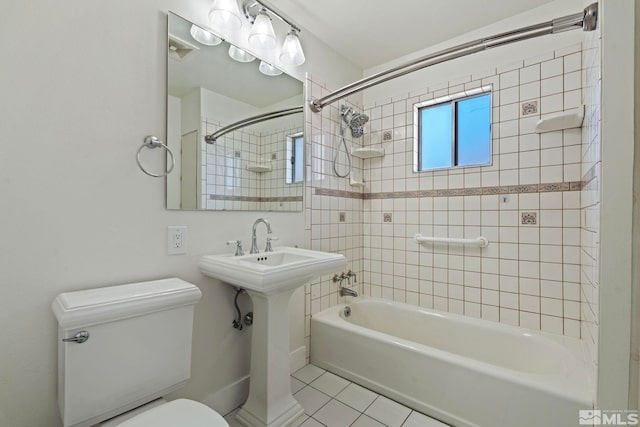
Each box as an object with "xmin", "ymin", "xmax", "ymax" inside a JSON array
[{"xmin": 62, "ymin": 331, "xmax": 90, "ymax": 344}]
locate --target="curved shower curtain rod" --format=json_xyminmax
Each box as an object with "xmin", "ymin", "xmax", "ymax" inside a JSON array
[
  {"xmin": 310, "ymin": 3, "xmax": 598, "ymax": 113},
  {"xmin": 205, "ymin": 106, "xmax": 303, "ymax": 143}
]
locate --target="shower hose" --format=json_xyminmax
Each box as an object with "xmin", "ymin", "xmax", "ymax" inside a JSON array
[{"xmin": 333, "ymin": 122, "xmax": 351, "ymax": 178}]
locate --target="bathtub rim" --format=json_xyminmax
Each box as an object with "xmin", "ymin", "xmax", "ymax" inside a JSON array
[{"xmin": 311, "ymin": 296, "xmax": 594, "ymax": 407}]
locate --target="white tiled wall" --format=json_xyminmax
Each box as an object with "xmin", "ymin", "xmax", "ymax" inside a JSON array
[
  {"xmin": 359, "ymin": 45, "xmax": 584, "ymax": 337},
  {"xmin": 259, "ymin": 126, "xmax": 304, "ymax": 211},
  {"xmin": 302, "ymin": 44, "xmax": 591, "ymax": 358},
  {"xmin": 202, "ymin": 118, "xmax": 303, "ymax": 211},
  {"xmin": 302, "ymin": 79, "xmax": 365, "ymax": 355}
]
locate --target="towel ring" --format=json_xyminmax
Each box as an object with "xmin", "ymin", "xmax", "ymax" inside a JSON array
[{"xmin": 136, "ymin": 136, "xmax": 175, "ymax": 177}]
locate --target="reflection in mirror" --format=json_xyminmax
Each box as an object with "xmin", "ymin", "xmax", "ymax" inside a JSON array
[{"xmin": 167, "ymin": 12, "xmax": 305, "ymax": 211}]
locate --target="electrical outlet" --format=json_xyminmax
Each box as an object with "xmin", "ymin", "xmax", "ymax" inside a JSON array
[{"xmin": 168, "ymin": 226, "xmax": 187, "ymax": 255}]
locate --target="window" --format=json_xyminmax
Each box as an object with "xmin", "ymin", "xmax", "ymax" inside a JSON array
[
  {"xmin": 286, "ymin": 133, "xmax": 304, "ymax": 184},
  {"xmin": 414, "ymin": 87, "xmax": 492, "ymax": 171}
]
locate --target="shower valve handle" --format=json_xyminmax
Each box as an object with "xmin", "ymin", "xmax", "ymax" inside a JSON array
[{"xmin": 347, "ymin": 270, "xmax": 357, "ymax": 284}]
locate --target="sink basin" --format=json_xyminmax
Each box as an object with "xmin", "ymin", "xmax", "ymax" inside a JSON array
[{"xmin": 199, "ymin": 246, "xmax": 346, "ymax": 295}]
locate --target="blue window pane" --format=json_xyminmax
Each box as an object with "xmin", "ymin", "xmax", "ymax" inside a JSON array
[
  {"xmin": 293, "ymin": 136, "xmax": 304, "ymax": 183},
  {"xmin": 456, "ymin": 94, "xmax": 491, "ymax": 167},
  {"xmin": 420, "ymin": 103, "xmax": 452, "ymax": 170}
]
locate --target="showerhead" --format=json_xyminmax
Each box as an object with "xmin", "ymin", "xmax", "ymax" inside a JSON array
[
  {"xmin": 340, "ymin": 105, "xmax": 369, "ymax": 138},
  {"xmin": 349, "ymin": 112, "xmax": 369, "ymax": 128}
]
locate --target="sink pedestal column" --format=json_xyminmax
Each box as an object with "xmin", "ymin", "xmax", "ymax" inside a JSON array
[{"xmin": 236, "ymin": 288, "xmax": 304, "ymax": 427}]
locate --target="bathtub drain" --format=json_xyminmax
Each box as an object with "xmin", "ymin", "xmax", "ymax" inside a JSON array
[{"xmin": 343, "ymin": 306, "xmax": 351, "ymax": 317}]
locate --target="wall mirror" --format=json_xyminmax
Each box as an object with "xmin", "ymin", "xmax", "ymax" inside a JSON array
[{"xmin": 167, "ymin": 12, "xmax": 304, "ymax": 211}]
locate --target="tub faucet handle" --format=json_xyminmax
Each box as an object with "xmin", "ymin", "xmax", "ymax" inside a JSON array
[
  {"xmin": 333, "ymin": 273, "xmax": 346, "ymax": 286},
  {"xmin": 347, "ymin": 270, "xmax": 357, "ymax": 284}
]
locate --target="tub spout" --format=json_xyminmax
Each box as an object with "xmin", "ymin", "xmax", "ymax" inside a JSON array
[{"xmin": 340, "ymin": 287, "xmax": 358, "ymax": 297}]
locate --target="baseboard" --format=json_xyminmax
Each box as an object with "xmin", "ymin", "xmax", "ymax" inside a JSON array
[
  {"xmin": 202, "ymin": 345, "xmax": 307, "ymax": 416},
  {"xmin": 201, "ymin": 375, "xmax": 250, "ymax": 416},
  {"xmin": 290, "ymin": 346, "xmax": 307, "ymax": 373}
]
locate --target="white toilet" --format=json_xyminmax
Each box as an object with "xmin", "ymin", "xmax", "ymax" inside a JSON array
[{"xmin": 52, "ymin": 278, "xmax": 229, "ymax": 427}]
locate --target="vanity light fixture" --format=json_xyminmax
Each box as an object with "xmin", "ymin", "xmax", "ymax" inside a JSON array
[
  {"xmin": 258, "ymin": 61, "xmax": 282, "ymax": 76},
  {"xmin": 228, "ymin": 45, "xmax": 256, "ymax": 62},
  {"xmin": 248, "ymin": 8, "xmax": 277, "ymax": 50},
  {"xmin": 243, "ymin": 0, "xmax": 306, "ymax": 66},
  {"xmin": 189, "ymin": 24, "xmax": 222, "ymax": 46},
  {"xmin": 209, "ymin": 0, "xmax": 243, "ymax": 31}
]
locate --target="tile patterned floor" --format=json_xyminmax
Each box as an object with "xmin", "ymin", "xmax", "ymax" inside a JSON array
[{"xmin": 224, "ymin": 364, "xmax": 450, "ymax": 427}]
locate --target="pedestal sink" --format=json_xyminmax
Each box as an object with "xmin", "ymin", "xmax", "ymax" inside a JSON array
[{"xmin": 199, "ymin": 247, "xmax": 346, "ymax": 427}]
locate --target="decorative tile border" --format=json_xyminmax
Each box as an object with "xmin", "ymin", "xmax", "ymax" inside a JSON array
[
  {"xmin": 314, "ymin": 181, "xmax": 584, "ymax": 200},
  {"xmin": 209, "ymin": 195, "xmax": 303, "ymax": 202},
  {"xmin": 313, "ymin": 187, "xmax": 365, "ymax": 199}
]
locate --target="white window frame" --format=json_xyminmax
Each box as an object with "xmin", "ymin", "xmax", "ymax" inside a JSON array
[
  {"xmin": 286, "ymin": 132, "xmax": 304, "ymax": 184},
  {"xmin": 413, "ymin": 85, "xmax": 493, "ymax": 172}
]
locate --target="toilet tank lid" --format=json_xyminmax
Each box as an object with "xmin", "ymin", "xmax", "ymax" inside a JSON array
[{"xmin": 52, "ymin": 278, "xmax": 202, "ymax": 329}]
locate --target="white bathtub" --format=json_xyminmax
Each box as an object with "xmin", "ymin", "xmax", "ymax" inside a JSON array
[{"xmin": 310, "ymin": 297, "xmax": 593, "ymax": 427}]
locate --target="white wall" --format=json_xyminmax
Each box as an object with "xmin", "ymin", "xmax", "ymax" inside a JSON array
[
  {"xmin": 597, "ymin": 0, "xmax": 636, "ymax": 410},
  {"xmin": 201, "ymin": 87, "xmax": 261, "ymax": 125},
  {"xmin": 181, "ymin": 87, "xmax": 202, "ymax": 134},
  {"xmin": 167, "ymin": 95, "xmax": 182, "ymax": 209},
  {"xmin": 201, "ymin": 89, "xmax": 303, "ymax": 134},
  {"xmin": 0, "ymin": 1, "xmax": 360, "ymax": 427},
  {"xmin": 634, "ymin": 1, "xmax": 640, "ymax": 411}
]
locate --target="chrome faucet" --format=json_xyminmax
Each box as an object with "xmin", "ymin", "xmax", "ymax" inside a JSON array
[
  {"xmin": 339, "ymin": 287, "xmax": 358, "ymax": 297},
  {"xmin": 250, "ymin": 218, "xmax": 272, "ymax": 254}
]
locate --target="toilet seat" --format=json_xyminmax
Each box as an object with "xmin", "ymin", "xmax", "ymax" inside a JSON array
[{"xmin": 115, "ymin": 399, "xmax": 229, "ymax": 427}]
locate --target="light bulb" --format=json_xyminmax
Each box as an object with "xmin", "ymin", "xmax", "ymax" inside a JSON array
[{"xmin": 279, "ymin": 29, "xmax": 305, "ymax": 66}]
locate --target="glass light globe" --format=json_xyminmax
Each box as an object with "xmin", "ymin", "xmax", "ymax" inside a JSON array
[
  {"xmin": 228, "ymin": 45, "xmax": 256, "ymax": 63},
  {"xmin": 259, "ymin": 61, "xmax": 283, "ymax": 76},
  {"xmin": 248, "ymin": 10, "xmax": 277, "ymax": 50},
  {"xmin": 208, "ymin": 0, "xmax": 242, "ymax": 31},
  {"xmin": 190, "ymin": 24, "xmax": 222, "ymax": 46},
  {"xmin": 279, "ymin": 29, "xmax": 305, "ymax": 66}
]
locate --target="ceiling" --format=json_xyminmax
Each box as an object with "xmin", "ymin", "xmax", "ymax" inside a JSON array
[{"xmin": 269, "ymin": 0, "xmax": 556, "ymax": 69}]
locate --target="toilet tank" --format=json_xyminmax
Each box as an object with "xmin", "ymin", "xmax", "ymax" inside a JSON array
[{"xmin": 51, "ymin": 278, "xmax": 202, "ymax": 427}]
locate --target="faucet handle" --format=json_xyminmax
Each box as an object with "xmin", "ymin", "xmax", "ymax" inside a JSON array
[
  {"xmin": 347, "ymin": 270, "xmax": 357, "ymax": 284},
  {"xmin": 227, "ymin": 240, "xmax": 244, "ymax": 256},
  {"xmin": 265, "ymin": 236, "xmax": 279, "ymax": 252}
]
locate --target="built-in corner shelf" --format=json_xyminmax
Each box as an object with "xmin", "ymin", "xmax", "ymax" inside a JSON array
[
  {"xmin": 349, "ymin": 177, "xmax": 364, "ymax": 187},
  {"xmin": 535, "ymin": 105, "xmax": 584, "ymax": 133},
  {"xmin": 246, "ymin": 163, "xmax": 272, "ymax": 173},
  {"xmin": 352, "ymin": 147, "xmax": 385, "ymax": 159}
]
